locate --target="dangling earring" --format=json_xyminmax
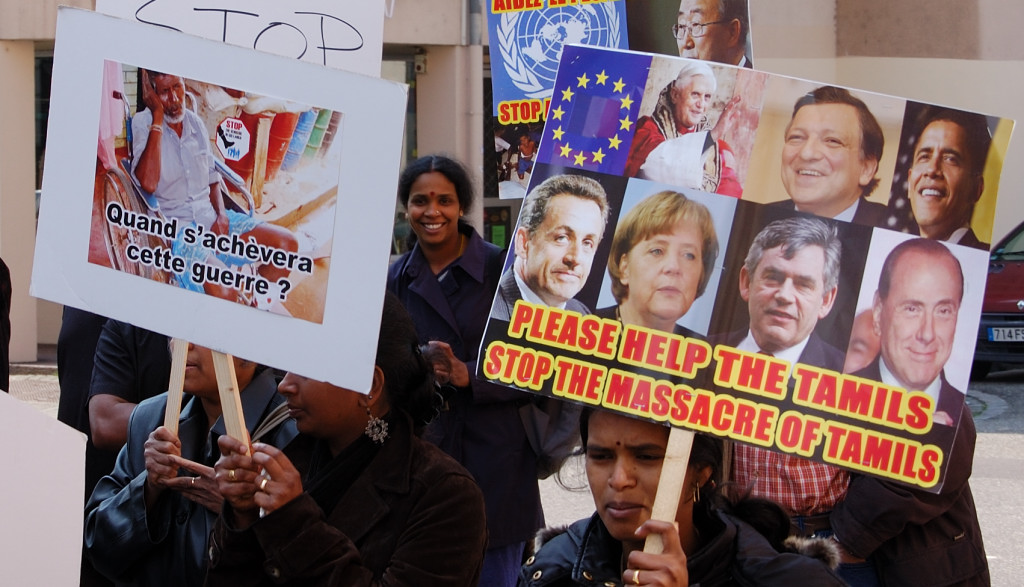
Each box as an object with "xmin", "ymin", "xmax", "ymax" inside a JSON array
[
  {"xmin": 364, "ymin": 397, "xmax": 388, "ymax": 444},
  {"xmin": 692, "ymin": 483, "xmax": 701, "ymax": 504}
]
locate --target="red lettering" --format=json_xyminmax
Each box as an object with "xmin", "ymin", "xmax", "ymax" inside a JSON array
[
  {"xmin": 604, "ymin": 372, "xmax": 633, "ymax": 408},
  {"xmin": 509, "ymin": 301, "xmax": 534, "ymax": 337}
]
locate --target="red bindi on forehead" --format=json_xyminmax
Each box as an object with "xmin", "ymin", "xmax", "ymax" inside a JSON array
[{"xmin": 430, "ymin": 191, "xmax": 435, "ymax": 196}]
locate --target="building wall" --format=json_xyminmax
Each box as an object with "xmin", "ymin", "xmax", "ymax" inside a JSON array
[
  {"xmin": 3, "ymin": 0, "xmax": 1023, "ymax": 353},
  {"xmin": 0, "ymin": 41, "xmax": 38, "ymax": 360},
  {"xmin": 750, "ymin": 0, "xmax": 1024, "ymax": 244}
]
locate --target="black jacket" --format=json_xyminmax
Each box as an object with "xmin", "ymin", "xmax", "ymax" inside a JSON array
[
  {"xmin": 520, "ymin": 510, "xmax": 845, "ymax": 587},
  {"xmin": 830, "ymin": 402, "xmax": 989, "ymax": 586},
  {"xmin": 206, "ymin": 413, "xmax": 488, "ymax": 586},
  {"xmin": 84, "ymin": 370, "xmax": 297, "ymax": 586}
]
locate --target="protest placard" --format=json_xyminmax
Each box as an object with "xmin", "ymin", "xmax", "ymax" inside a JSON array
[
  {"xmin": 487, "ymin": 1, "xmax": 754, "ymax": 199},
  {"xmin": 95, "ymin": 0, "xmax": 384, "ymax": 76},
  {"xmin": 478, "ymin": 44, "xmax": 1014, "ymax": 492},
  {"xmin": 32, "ymin": 8, "xmax": 407, "ymax": 393},
  {"xmin": 0, "ymin": 392, "xmax": 86, "ymax": 585}
]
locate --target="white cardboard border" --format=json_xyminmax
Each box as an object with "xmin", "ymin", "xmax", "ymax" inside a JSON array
[
  {"xmin": 32, "ymin": 8, "xmax": 407, "ymax": 392},
  {"xmin": 95, "ymin": 0, "xmax": 384, "ymax": 77}
]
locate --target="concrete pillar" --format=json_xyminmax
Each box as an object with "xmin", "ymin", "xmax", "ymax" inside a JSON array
[
  {"xmin": 414, "ymin": 43, "xmax": 485, "ymax": 234},
  {"xmin": 0, "ymin": 41, "xmax": 38, "ymax": 362}
]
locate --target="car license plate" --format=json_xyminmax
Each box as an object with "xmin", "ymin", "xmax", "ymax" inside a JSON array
[{"xmin": 988, "ymin": 327, "xmax": 1024, "ymax": 342}]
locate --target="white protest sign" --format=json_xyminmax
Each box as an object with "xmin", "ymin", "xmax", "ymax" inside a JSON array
[
  {"xmin": 0, "ymin": 392, "xmax": 86, "ymax": 585},
  {"xmin": 95, "ymin": 0, "xmax": 384, "ymax": 77},
  {"xmin": 32, "ymin": 8, "xmax": 407, "ymax": 392}
]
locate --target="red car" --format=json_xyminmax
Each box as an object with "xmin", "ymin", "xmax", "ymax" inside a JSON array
[{"xmin": 974, "ymin": 220, "xmax": 1024, "ymax": 378}]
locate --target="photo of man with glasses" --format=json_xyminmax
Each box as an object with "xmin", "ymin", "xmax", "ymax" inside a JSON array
[{"xmin": 675, "ymin": 0, "xmax": 752, "ymax": 68}]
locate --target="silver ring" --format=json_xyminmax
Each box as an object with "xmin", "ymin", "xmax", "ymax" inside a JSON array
[
  {"xmin": 190, "ymin": 476, "xmax": 196, "ymax": 487},
  {"xmin": 259, "ymin": 477, "xmax": 269, "ymax": 491}
]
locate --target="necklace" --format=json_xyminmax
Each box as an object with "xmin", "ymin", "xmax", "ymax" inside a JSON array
[{"xmin": 458, "ymin": 234, "xmax": 466, "ymax": 257}]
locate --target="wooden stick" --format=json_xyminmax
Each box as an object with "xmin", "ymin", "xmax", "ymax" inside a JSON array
[
  {"xmin": 643, "ymin": 428, "xmax": 695, "ymax": 554},
  {"xmin": 162, "ymin": 338, "xmax": 189, "ymax": 434},
  {"xmin": 250, "ymin": 116, "xmax": 271, "ymax": 209},
  {"xmin": 212, "ymin": 351, "xmax": 251, "ymax": 447}
]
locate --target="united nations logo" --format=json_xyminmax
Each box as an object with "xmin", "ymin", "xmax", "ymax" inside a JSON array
[{"xmin": 497, "ymin": 6, "xmax": 622, "ymax": 99}]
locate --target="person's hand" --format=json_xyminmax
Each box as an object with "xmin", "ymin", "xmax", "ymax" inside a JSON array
[
  {"xmin": 249, "ymin": 443, "xmax": 303, "ymax": 516},
  {"xmin": 143, "ymin": 426, "xmax": 182, "ymax": 506},
  {"xmin": 711, "ymin": 94, "xmax": 743, "ymax": 139},
  {"xmin": 211, "ymin": 210, "xmax": 230, "ymax": 236},
  {"xmin": 214, "ymin": 435, "xmax": 261, "ymax": 522},
  {"xmin": 140, "ymin": 70, "xmax": 163, "ymax": 121},
  {"xmin": 934, "ymin": 410, "xmax": 954, "ymax": 426},
  {"xmin": 425, "ymin": 341, "xmax": 470, "ymax": 388},
  {"xmin": 623, "ymin": 519, "xmax": 689, "ymax": 586},
  {"xmin": 163, "ymin": 458, "xmax": 222, "ymax": 513}
]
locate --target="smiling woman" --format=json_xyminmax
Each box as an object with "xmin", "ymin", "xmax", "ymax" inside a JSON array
[{"xmin": 388, "ymin": 155, "xmax": 547, "ymax": 585}]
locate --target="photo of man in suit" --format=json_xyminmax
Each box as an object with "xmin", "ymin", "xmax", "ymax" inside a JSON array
[
  {"xmin": 907, "ymin": 107, "xmax": 992, "ymax": 250},
  {"xmin": 674, "ymin": 0, "xmax": 752, "ymax": 67},
  {"xmin": 490, "ymin": 174, "xmax": 609, "ymax": 320},
  {"xmin": 720, "ymin": 216, "xmax": 851, "ymax": 532},
  {"xmin": 770, "ymin": 86, "xmax": 890, "ymax": 228},
  {"xmin": 724, "ymin": 216, "xmax": 843, "ymax": 365},
  {"xmin": 854, "ymin": 237, "xmax": 966, "ymax": 427}
]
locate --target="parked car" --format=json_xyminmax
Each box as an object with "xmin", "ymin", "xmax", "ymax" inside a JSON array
[{"xmin": 973, "ymin": 220, "xmax": 1024, "ymax": 379}]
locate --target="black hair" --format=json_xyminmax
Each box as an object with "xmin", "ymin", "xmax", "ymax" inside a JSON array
[
  {"xmin": 912, "ymin": 106, "xmax": 992, "ymax": 176},
  {"xmin": 376, "ymin": 292, "xmax": 438, "ymax": 433}
]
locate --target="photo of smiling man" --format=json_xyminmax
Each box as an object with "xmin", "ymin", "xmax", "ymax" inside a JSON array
[
  {"xmin": 905, "ymin": 106, "xmax": 993, "ymax": 250},
  {"xmin": 490, "ymin": 174, "xmax": 610, "ymax": 320}
]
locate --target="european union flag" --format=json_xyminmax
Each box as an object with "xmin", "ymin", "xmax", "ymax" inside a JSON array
[{"xmin": 536, "ymin": 45, "xmax": 651, "ymax": 176}]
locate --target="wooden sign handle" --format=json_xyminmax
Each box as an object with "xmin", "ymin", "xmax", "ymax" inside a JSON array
[
  {"xmin": 643, "ymin": 428, "xmax": 695, "ymax": 554},
  {"xmin": 212, "ymin": 350, "xmax": 251, "ymax": 447},
  {"xmin": 162, "ymin": 338, "xmax": 189, "ymax": 434}
]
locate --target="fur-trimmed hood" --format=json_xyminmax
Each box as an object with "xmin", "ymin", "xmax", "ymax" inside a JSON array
[
  {"xmin": 521, "ymin": 512, "xmax": 847, "ymax": 586},
  {"xmin": 782, "ymin": 535, "xmax": 842, "ymax": 570}
]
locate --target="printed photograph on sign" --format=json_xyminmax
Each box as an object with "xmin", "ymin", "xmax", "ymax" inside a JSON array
[
  {"xmin": 593, "ymin": 179, "xmax": 738, "ymax": 337},
  {"xmin": 885, "ymin": 101, "xmax": 1007, "ymax": 250},
  {"xmin": 487, "ymin": 1, "xmax": 629, "ymax": 198},
  {"xmin": 626, "ymin": 0, "xmax": 754, "ymax": 68},
  {"xmin": 477, "ymin": 43, "xmax": 1016, "ymax": 493},
  {"xmin": 744, "ymin": 77, "xmax": 906, "ymax": 229},
  {"xmin": 624, "ymin": 55, "xmax": 768, "ymax": 198},
  {"xmin": 89, "ymin": 60, "xmax": 339, "ymax": 324}
]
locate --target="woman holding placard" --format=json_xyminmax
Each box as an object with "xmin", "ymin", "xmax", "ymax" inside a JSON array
[
  {"xmin": 520, "ymin": 410, "xmax": 845, "ymax": 586},
  {"xmin": 84, "ymin": 345, "xmax": 296, "ymax": 587},
  {"xmin": 387, "ymin": 155, "xmax": 544, "ymax": 585},
  {"xmin": 206, "ymin": 292, "xmax": 487, "ymax": 586}
]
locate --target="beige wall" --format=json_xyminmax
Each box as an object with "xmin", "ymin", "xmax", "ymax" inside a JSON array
[
  {"xmin": 0, "ymin": 41, "xmax": 39, "ymax": 360},
  {"xmin": 4, "ymin": 0, "xmax": 1024, "ymax": 354},
  {"xmin": 749, "ymin": 0, "xmax": 1024, "ymax": 243},
  {"xmin": 0, "ymin": 0, "xmax": 92, "ymax": 40}
]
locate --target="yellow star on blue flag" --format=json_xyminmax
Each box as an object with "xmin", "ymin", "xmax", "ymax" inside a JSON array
[{"xmin": 537, "ymin": 45, "xmax": 651, "ymax": 175}]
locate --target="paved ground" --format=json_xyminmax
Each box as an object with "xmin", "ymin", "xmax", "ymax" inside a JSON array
[{"xmin": 9, "ymin": 345, "xmax": 59, "ymax": 419}]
